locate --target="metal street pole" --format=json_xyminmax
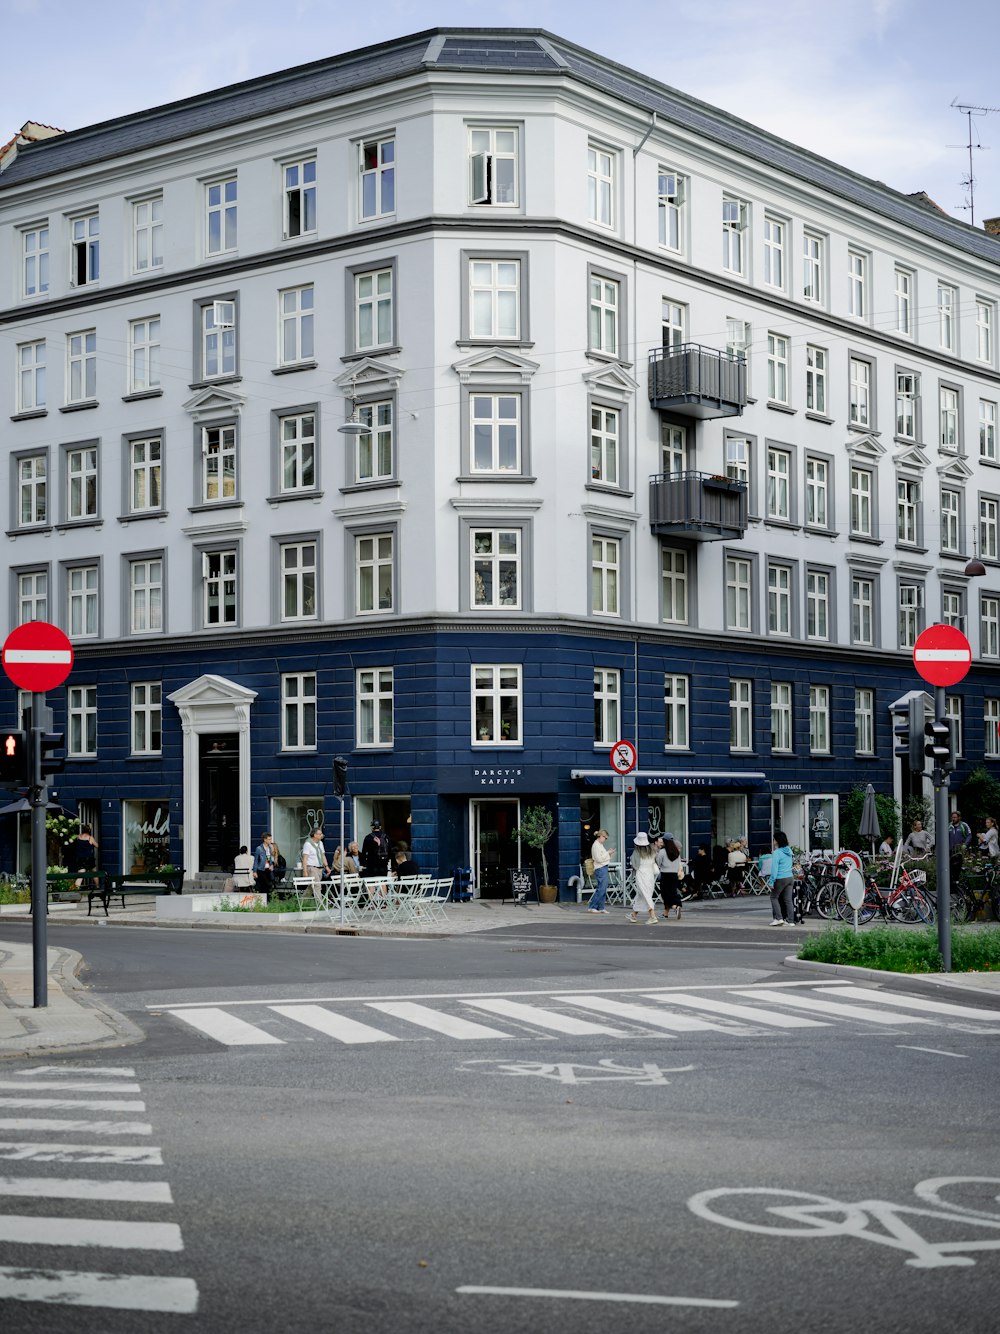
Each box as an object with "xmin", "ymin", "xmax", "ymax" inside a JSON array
[
  {"xmin": 934, "ymin": 683, "xmax": 952, "ymax": 973},
  {"xmin": 339, "ymin": 794, "xmax": 346, "ymax": 927},
  {"xmin": 29, "ymin": 691, "xmax": 49, "ymax": 1008}
]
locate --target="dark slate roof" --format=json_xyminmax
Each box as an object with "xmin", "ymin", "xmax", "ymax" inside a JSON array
[{"xmin": 2, "ymin": 28, "xmax": 997, "ymax": 266}]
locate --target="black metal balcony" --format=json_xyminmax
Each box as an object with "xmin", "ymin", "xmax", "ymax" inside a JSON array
[
  {"xmin": 648, "ymin": 343, "xmax": 747, "ymax": 418},
  {"xmin": 649, "ymin": 470, "xmax": 748, "ymax": 542}
]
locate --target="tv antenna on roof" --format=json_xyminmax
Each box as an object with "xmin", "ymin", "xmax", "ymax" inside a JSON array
[{"xmin": 950, "ymin": 99, "xmax": 1000, "ymax": 226}]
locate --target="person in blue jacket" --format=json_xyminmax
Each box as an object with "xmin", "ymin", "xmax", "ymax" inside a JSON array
[{"xmin": 768, "ymin": 830, "xmax": 795, "ymax": 926}]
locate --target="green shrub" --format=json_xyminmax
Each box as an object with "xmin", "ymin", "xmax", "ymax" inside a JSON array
[
  {"xmin": 840, "ymin": 785, "xmax": 900, "ymax": 852},
  {"xmin": 798, "ymin": 924, "xmax": 1000, "ymax": 973}
]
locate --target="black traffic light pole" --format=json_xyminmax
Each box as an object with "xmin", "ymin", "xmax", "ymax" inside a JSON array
[
  {"xmin": 29, "ymin": 693, "xmax": 52, "ymax": 1008},
  {"xmin": 932, "ymin": 685, "xmax": 952, "ymax": 973},
  {"xmin": 333, "ymin": 756, "xmax": 348, "ymax": 927}
]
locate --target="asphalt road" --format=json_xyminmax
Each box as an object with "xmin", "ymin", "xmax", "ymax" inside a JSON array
[{"xmin": 2, "ymin": 921, "xmax": 998, "ymax": 1333}]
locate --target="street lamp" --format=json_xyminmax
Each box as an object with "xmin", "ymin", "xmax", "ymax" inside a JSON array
[{"xmin": 964, "ymin": 526, "xmax": 986, "ymax": 578}]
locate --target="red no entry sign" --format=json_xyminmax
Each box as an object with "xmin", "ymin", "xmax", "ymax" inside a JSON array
[
  {"xmin": 913, "ymin": 623, "xmax": 972, "ymax": 688},
  {"xmin": 610, "ymin": 739, "xmax": 637, "ymax": 775},
  {"xmin": 2, "ymin": 621, "xmax": 74, "ymax": 692}
]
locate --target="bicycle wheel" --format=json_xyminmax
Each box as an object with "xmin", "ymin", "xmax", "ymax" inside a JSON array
[
  {"xmin": 815, "ymin": 878, "xmax": 840, "ymax": 920},
  {"xmin": 889, "ymin": 886, "xmax": 931, "ymax": 924},
  {"xmin": 835, "ymin": 885, "xmax": 877, "ymax": 925},
  {"xmin": 946, "ymin": 884, "xmax": 971, "ymax": 924}
]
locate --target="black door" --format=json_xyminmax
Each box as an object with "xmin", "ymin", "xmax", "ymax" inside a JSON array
[{"xmin": 199, "ymin": 734, "xmax": 240, "ymax": 871}]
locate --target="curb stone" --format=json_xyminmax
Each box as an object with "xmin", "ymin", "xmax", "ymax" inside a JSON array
[{"xmin": 782, "ymin": 952, "xmax": 1000, "ymax": 1007}]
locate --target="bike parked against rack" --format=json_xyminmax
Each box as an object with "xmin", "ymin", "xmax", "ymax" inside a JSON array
[{"xmin": 834, "ymin": 863, "xmax": 934, "ymax": 925}]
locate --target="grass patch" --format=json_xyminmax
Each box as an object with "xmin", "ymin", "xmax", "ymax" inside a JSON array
[{"xmin": 798, "ymin": 924, "xmax": 1000, "ymax": 973}]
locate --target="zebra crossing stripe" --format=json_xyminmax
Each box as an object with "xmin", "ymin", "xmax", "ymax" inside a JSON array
[
  {"xmin": 269, "ymin": 1004, "xmax": 398, "ymax": 1044},
  {"xmin": 0, "ymin": 1119, "xmax": 152, "ymax": 1135},
  {"xmin": 813, "ymin": 985, "xmax": 1000, "ymax": 1020},
  {"xmin": 643, "ymin": 993, "xmax": 830, "ymax": 1028},
  {"xmin": 365, "ymin": 1001, "xmax": 513, "ymax": 1040},
  {"xmin": 15, "ymin": 1068, "xmax": 136, "ymax": 1078},
  {"xmin": 0, "ymin": 1267, "xmax": 198, "ymax": 1313},
  {"xmin": 462, "ymin": 998, "xmax": 630, "ymax": 1036},
  {"xmin": 0, "ymin": 1143, "xmax": 163, "ymax": 1165},
  {"xmin": 0, "ymin": 1098, "xmax": 146, "ymax": 1112},
  {"xmin": 0, "ymin": 1080, "xmax": 141, "ymax": 1093},
  {"xmin": 561, "ymin": 996, "xmax": 733, "ymax": 1033},
  {"xmin": 0, "ymin": 1215, "xmax": 183, "ymax": 1251},
  {"xmin": 733, "ymin": 989, "xmax": 933, "ymax": 1025},
  {"xmin": 0, "ymin": 1177, "xmax": 172, "ymax": 1203},
  {"xmin": 168, "ymin": 1008, "xmax": 285, "ymax": 1046}
]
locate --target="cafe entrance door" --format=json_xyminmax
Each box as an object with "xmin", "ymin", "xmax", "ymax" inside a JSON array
[{"xmin": 471, "ymin": 798, "xmax": 520, "ymax": 899}]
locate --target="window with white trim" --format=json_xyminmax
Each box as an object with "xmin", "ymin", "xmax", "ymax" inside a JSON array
[
  {"xmin": 725, "ymin": 556, "xmax": 752, "ymax": 631},
  {"xmin": 280, "ymin": 541, "xmax": 317, "ymax": 621},
  {"xmin": 282, "ymin": 672, "xmax": 317, "ymax": 750},
  {"xmin": 850, "ymin": 466, "xmax": 873, "ymax": 537},
  {"xmin": 942, "ymin": 588, "xmax": 966, "ymax": 633},
  {"xmin": 470, "ymin": 259, "xmax": 520, "ymax": 340},
  {"xmin": 206, "ymin": 178, "xmax": 237, "ymax": 254},
  {"xmin": 976, "ymin": 299, "xmax": 994, "ymax": 364},
  {"xmin": 594, "ymin": 668, "xmax": 621, "ymax": 747},
  {"xmin": 802, "ymin": 231, "xmax": 824, "ymax": 303},
  {"xmin": 809, "ymin": 685, "xmax": 830, "ymax": 754},
  {"xmin": 129, "ymin": 317, "xmax": 160, "ymax": 394},
  {"xmin": 726, "ymin": 318, "xmax": 752, "ymax": 363},
  {"xmin": 938, "ymin": 283, "xmax": 957, "ymax": 351},
  {"xmin": 898, "ymin": 582, "xmax": 922, "ymax": 649},
  {"xmin": 806, "ymin": 345, "xmax": 826, "ymax": 414},
  {"xmin": 896, "ymin": 371, "xmax": 916, "ymax": 439},
  {"xmin": 356, "ymin": 401, "xmax": 393, "ymax": 483},
  {"xmin": 771, "ymin": 682, "xmax": 792, "ymax": 753},
  {"xmin": 661, "ymin": 547, "xmax": 688, "ymax": 624},
  {"xmin": 897, "ymin": 478, "xmax": 920, "ymax": 545},
  {"xmin": 129, "ymin": 437, "xmax": 161, "ymax": 512},
  {"xmin": 895, "ymin": 267, "xmax": 913, "ymax": 335},
  {"xmin": 279, "ymin": 285, "xmax": 314, "ymax": 365},
  {"xmin": 279, "ymin": 413, "xmax": 315, "ymax": 493},
  {"xmin": 662, "ymin": 299, "xmax": 686, "ymax": 349},
  {"xmin": 848, "ymin": 249, "xmax": 867, "ymax": 318},
  {"xmin": 851, "ymin": 575, "xmax": 874, "ymax": 646},
  {"xmin": 129, "ymin": 558, "xmax": 163, "ymax": 634},
  {"xmin": 663, "ymin": 673, "xmax": 689, "ymax": 750},
  {"xmin": 722, "ymin": 197, "xmax": 747, "ymax": 275},
  {"xmin": 472, "ymin": 665, "xmax": 521, "ymax": 744},
  {"xmin": 981, "ymin": 495, "xmax": 999, "ymax": 560},
  {"xmin": 763, "ymin": 216, "xmax": 784, "ymax": 289},
  {"xmin": 203, "ymin": 549, "xmax": 238, "ymax": 626},
  {"xmin": 985, "ymin": 698, "xmax": 1000, "ymax": 758},
  {"xmin": 356, "ymin": 532, "xmax": 393, "ymax": 613},
  {"xmin": 767, "ymin": 562, "xmax": 792, "ymax": 635},
  {"xmin": 591, "ymin": 536, "xmax": 620, "ymax": 616},
  {"xmin": 22, "ymin": 224, "xmax": 49, "ymax": 297},
  {"xmin": 849, "ymin": 357, "xmax": 870, "ymax": 427},
  {"xmin": 941, "ymin": 488, "xmax": 961, "ymax": 554},
  {"xmin": 471, "ymin": 393, "xmax": 520, "ymax": 472},
  {"xmin": 940, "ymin": 385, "xmax": 959, "ymax": 450},
  {"xmin": 202, "ymin": 301, "xmax": 236, "ymax": 379},
  {"xmin": 360, "ymin": 138, "xmax": 394, "ymax": 220},
  {"xmin": 806, "ymin": 569, "xmax": 830, "ymax": 640},
  {"xmin": 17, "ymin": 340, "xmax": 46, "ymax": 412},
  {"xmin": 725, "ymin": 435, "xmax": 749, "ymax": 486},
  {"xmin": 66, "ymin": 445, "xmax": 97, "ymax": 521},
  {"xmin": 982, "ymin": 595, "xmax": 1000, "ymax": 658},
  {"xmin": 71, "ymin": 213, "xmax": 99, "ymax": 286},
  {"xmin": 945, "ymin": 694, "xmax": 964, "ymax": 757},
  {"xmin": 17, "ymin": 570, "xmax": 47, "ymax": 623},
  {"xmin": 66, "ymin": 330, "xmax": 96, "ymax": 403},
  {"xmin": 283, "ymin": 159, "xmax": 316, "ymax": 238},
  {"xmin": 587, "ymin": 143, "xmax": 615, "ymax": 228},
  {"xmin": 855, "ymin": 688, "xmax": 875, "ymax": 755},
  {"xmin": 590, "ymin": 406, "xmax": 619, "ymax": 485},
  {"xmin": 357, "ymin": 668, "xmax": 394, "ymax": 747},
  {"xmin": 589, "ymin": 274, "xmax": 619, "ymax": 355},
  {"xmin": 132, "ymin": 198, "xmax": 162, "ymax": 272},
  {"xmin": 766, "ymin": 447, "xmax": 790, "ymax": 521},
  {"xmin": 729, "ymin": 679, "xmax": 752, "ymax": 751},
  {"xmin": 68, "ymin": 685, "xmax": 97, "ymax": 757},
  {"xmin": 472, "ymin": 529, "xmax": 520, "ymax": 609},
  {"xmin": 18, "ymin": 454, "xmax": 47, "ymax": 526},
  {"xmin": 980, "ymin": 400, "xmax": 998, "ymax": 461},
  {"xmin": 67, "ymin": 565, "xmax": 98, "ymax": 638},
  {"xmin": 355, "ymin": 268, "xmax": 393, "ymax": 351},
  {"xmin": 202, "ymin": 425, "xmax": 236, "ymax": 503},
  {"xmin": 657, "ymin": 169, "xmax": 686, "ymax": 252},
  {"xmin": 767, "ymin": 332, "xmax": 788, "ymax": 404},
  {"xmin": 131, "ymin": 683, "xmax": 162, "ymax": 754},
  {"xmin": 469, "ymin": 127, "xmax": 518, "ymax": 206},
  {"xmin": 805, "ymin": 456, "xmax": 829, "ymax": 528},
  {"xmin": 661, "ymin": 423, "xmax": 687, "ymax": 476}
]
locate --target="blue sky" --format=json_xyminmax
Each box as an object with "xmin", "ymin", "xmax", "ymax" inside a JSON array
[{"xmin": 4, "ymin": 0, "xmax": 999, "ymax": 227}]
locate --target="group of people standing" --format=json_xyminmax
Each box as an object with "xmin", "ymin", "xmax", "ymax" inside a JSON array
[
  {"xmin": 299, "ymin": 820, "xmax": 418, "ymax": 892},
  {"xmin": 588, "ymin": 829, "xmax": 686, "ymax": 923}
]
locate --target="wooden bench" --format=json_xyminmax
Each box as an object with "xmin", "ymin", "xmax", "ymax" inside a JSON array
[{"xmin": 98, "ymin": 870, "xmax": 185, "ymax": 917}]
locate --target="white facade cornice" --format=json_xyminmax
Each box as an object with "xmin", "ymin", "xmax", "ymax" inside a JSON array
[
  {"xmin": 335, "ymin": 357, "xmax": 405, "ymax": 397},
  {"xmin": 936, "ymin": 456, "xmax": 974, "ymax": 482},
  {"xmin": 451, "ymin": 346, "xmax": 540, "ymax": 384},
  {"xmin": 183, "ymin": 386, "xmax": 246, "ymax": 420},
  {"xmin": 893, "ymin": 444, "xmax": 931, "ymax": 473},
  {"xmin": 844, "ymin": 433, "xmax": 886, "ymax": 461},
  {"xmin": 582, "ymin": 362, "xmax": 639, "ymax": 399}
]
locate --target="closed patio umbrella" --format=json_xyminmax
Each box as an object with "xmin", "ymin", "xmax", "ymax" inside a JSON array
[
  {"xmin": 858, "ymin": 783, "xmax": 881, "ymax": 856},
  {"xmin": 0, "ymin": 797, "xmax": 74, "ymax": 816}
]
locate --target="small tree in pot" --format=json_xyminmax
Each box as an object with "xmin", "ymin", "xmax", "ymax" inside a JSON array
[{"xmin": 511, "ymin": 805, "xmax": 556, "ymax": 901}]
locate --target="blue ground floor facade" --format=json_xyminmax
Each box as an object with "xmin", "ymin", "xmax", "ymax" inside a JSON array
[{"xmin": 2, "ymin": 621, "xmax": 998, "ymax": 895}]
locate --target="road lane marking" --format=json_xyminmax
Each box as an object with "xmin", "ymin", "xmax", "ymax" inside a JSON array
[
  {"xmin": 167, "ymin": 1008, "xmax": 285, "ymax": 1046},
  {"xmin": 897, "ymin": 1046, "xmax": 969, "ymax": 1058},
  {"xmin": 456, "ymin": 1285, "xmax": 738, "ymax": 1308},
  {"xmin": 462, "ymin": 998, "xmax": 630, "ymax": 1036},
  {"xmin": 815, "ymin": 986, "xmax": 1000, "ymax": 1021},
  {"xmin": 365, "ymin": 1002, "xmax": 513, "ymax": 1039},
  {"xmin": 0, "ymin": 1080, "xmax": 141, "ymax": 1093},
  {"xmin": 646, "ymin": 993, "xmax": 829, "ymax": 1028},
  {"xmin": 15, "ymin": 1067, "xmax": 136, "ymax": 1078},
  {"xmin": 0, "ymin": 1098, "xmax": 146, "ymax": 1112},
  {"xmin": 0, "ymin": 1119, "xmax": 151, "ymax": 1135},
  {"xmin": 0, "ymin": 1267, "xmax": 198, "ymax": 1313},
  {"xmin": 269, "ymin": 1004, "xmax": 398, "ymax": 1044},
  {"xmin": 0, "ymin": 1143, "xmax": 163, "ymax": 1165},
  {"xmin": 732, "ymin": 989, "xmax": 933, "ymax": 1025},
  {"xmin": 0, "ymin": 1215, "xmax": 182, "ymax": 1250},
  {"xmin": 561, "ymin": 996, "xmax": 733, "ymax": 1033},
  {"xmin": 0, "ymin": 1177, "xmax": 173, "ymax": 1202}
]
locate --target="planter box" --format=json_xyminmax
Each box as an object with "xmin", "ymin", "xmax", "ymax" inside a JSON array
[{"xmin": 156, "ymin": 892, "xmax": 268, "ymax": 919}]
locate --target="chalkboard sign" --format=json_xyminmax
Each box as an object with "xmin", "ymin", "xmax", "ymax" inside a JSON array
[{"xmin": 508, "ymin": 867, "xmax": 538, "ymax": 904}]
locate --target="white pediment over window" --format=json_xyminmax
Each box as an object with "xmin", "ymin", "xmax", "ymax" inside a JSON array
[
  {"xmin": 937, "ymin": 455, "xmax": 974, "ymax": 482},
  {"xmin": 451, "ymin": 346, "xmax": 540, "ymax": 385},
  {"xmin": 168, "ymin": 673, "xmax": 258, "ymax": 716},
  {"xmin": 582, "ymin": 362, "xmax": 639, "ymax": 400},
  {"xmin": 892, "ymin": 443, "xmax": 930, "ymax": 472},
  {"xmin": 182, "ymin": 386, "xmax": 246, "ymax": 421},
  {"xmin": 335, "ymin": 358, "xmax": 404, "ymax": 398},
  {"xmin": 844, "ymin": 432, "xmax": 886, "ymax": 462}
]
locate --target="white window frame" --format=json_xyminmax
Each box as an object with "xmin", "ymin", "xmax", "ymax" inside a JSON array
[
  {"xmin": 897, "ymin": 478, "xmax": 920, "ymax": 545},
  {"xmin": 356, "ymin": 401, "xmax": 393, "ymax": 483},
  {"xmin": 591, "ymin": 536, "xmax": 620, "ymax": 617},
  {"xmin": 17, "ymin": 570, "xmax": 48, "ymax": 623},
  {"xmin": 985, "ymin": 698, "xmax": 1000, "ymax": 758},
  {"xmin": 66, "ymin": 329, "xmax": 96, "ymax": 404},
  {"xmin": 22, "ymin": 224, "xmax": 49, "ymax": 297},
  {"xmin": 661, "ymin": 547, "xmax": 688, "ymax": 625},
  {"xmin": 202, "ymin": 302, "xmax": 236, "ymax": 379},
  {"xmin": 766, "ymin": 447, "xmax": 790, "ymax": 521},
  {"xmin": 355, "ymin": 268, "xmax": 393, "ymax": 351},
  {"xmin": 589, "ymin": 274, "xmax": 619, "ymax": 356},
  {"xmin": 899, "ymin": 583, "xmax": 922, "ymax": 649},
  {"xmin": 725, "ymin": 436, "xmax": 749, "ymax": 486},
  {"xmin": 471, "ymin": 393, "xmax": 521, "ymax": 473},
  {"xmin": 848, "ymin": 249, "xmax": 867, "ymax": 319},
  {"xmin": 360, "ymin": 137, "xmax": 395, "ymax": 221},
  {"xmin": 763, "ymin": 216, "xmax": 785, "ymax": 289},
  {"xmin": 895, "ymin": 267, "xmax": 912, "ymax": 335},
  {"xmin": 590, "ymin": 405, "xmax": 620, "ymax": 486},
  {"xmin": 980, "ymin": 496, "xmax": 999, "ymax": 561},
  {"xmin": 68, "ymin": 684, "xmax": 97, "ymax": 757},
  {"xmin": 279, "ymin": 285, "xmax": 315, "ymax": 365},
  {"xmin": 129, "ymin": 317, "xmax": 160, "ymax": 394},
  {"xmin": 943, "ymin": 588, "xmax": 966, "ymax": 633},
  {"xmin": 767, "ymin": 332, "xmax": 788, "ymax": 404},
  {"xmin": 980, "ymin": 400, "xmax": 998, "ymax": 461},
  {"xmin": 280, "ymin": 541, "xmax": 317, "ymax": 622},
  {"xmin": 472, "ymin": 528, "xmax": 521, "ymax": 610},
  {"xmin": 594, "ymin": 668, "xmax": 621, "ymax": 748},
  {"xmin": 771, "ymin": 681, "xmax": 793, "ymax": 753},
  {"xmin": 805, "ymin": 456, "xmax": 829, "ymax": 528},
  {"xmin": 938, "ymin": 283, "xmax": 957, "ymax": 352},
  {"xmin": 202, "ymin": 549, "xmax": 238, "ymax": 626},
  {"xmin": 283, "ymin": 158, "xmax": 317, "ymax": 239},
  {"xmin": 131, "ymin": 682, "xmax": 162, "ymax": 755},
  {"xmin": 587, "ymin": 143, "xmax": 616, "ymax": 229},
  {"xmin": 802, "ymin": 231, "xmax": 824, "ymax": 304},
  {"xmin": 657, "ymin": 169, "xmax": 685, "ymax": 252},
  {"xmin": 809, "ymin": 685, "xmax": 831, "ymax": 754},
  {"xmin": 806, "ymin": 569, "xmax": 830, "ymax": 641},
  {"xmin": 661, "ymin": 423, "xmax": 687, "ymax": 476},
  {"xmin": 67, "ymin": 564, "xmax": 98, "ymax": 639},
  {"xmin": 982, "ymin": 595, "xmax": 1000, "ymax": 659},
  {"xmin": 945, "ymin": 694, "xmax": 964, "ymax": 758},
  {"xmin": 129, "ymin": 557, "xmax": 163, "ymax": 634},
  {"xmin": 129, "ymin": 437, "xmax": 162, "ymax": 513},
  {"xmin": 67, "ymin": 445, "xmax": 98, "ymax": 521},
  {"xmin": 849, "ymin": 357, "xmax": 870, "ymax": 427},
  {"xmin": 279, "ymin": 413, "xmax": 316, "ymax": 494},
  {"xmin": 470, "ymin": 259, "xmax": 520, "ymax": 340},
  {"xmin": 896, "ymin": 371, "xmax": 916, "ymax": 439},
  {"xmin": 976, "ymin": 300, "xmax": 994, "ymax": 364},
  {"xmin": 851, "ymin": 575, "xmax": 874, "ymax": 646},
  {"xmin": 357, "ymin": 668, "xmax": 394, "ymax": 747},
  {"xmin": 729, "ymin": 678, "xmax": 753, "ymax": 752},
  {"xmin": 767, "ymin": 562, "xmax": 792, "ymax": 636},
  {"xmin": 722, "ymin": 196, "xmax": 748, "ymax": 276},
  {"xmin": 132, "ymin": 197, "xmax": 163, "ymax": 273},
  {"xmin": 940, "ymin": 386, "xmax": 959, "ymax": 451},
  {"xmin": 855, "ymin": 688, "xmax": 875, "ymax": 756},
  {"xmin": 469, "ymin": 126, "xmax": 518, "ymax": 207},
  {"xmin": 806, "ymin": 345, "xmax": 827, "ymax": 414},
  {"xmin": 663, "ymin": 673, "xmax": 689, "ymax": 750},
  {"xmin": 941, "ymin": 488, "xmax": 961, "ymax": 554},
  {"xmin": 471, "ymin": 664, "xmax": 522, "ymax": 745},
  {"xmin": 17, "ymin": 340, "xmax": 46, "ymax": 412},
  {"xmin": 850, "ymin": 467, "xmax": 873, "ymax": 537},
  {"xmin": 206, "ymin": 177, "xmax": 237, "ymax": 255},
  {"xmin": 202, "ymin": 425, "xmax": 237, "ymax": 503},
  {"xmin": 70, "ymin": 213, "xmax": 99, "ymax": 287},
  {"xmin": 282, "ymin": 672, "xmax": 317, "ymax": 751},
  {"xmin": 356, "ymin": 532, "xmax": 394, "ymax": 614},
  {"xmin": 725, "ymin": 556, "xmax": 752, "ymax": 632},
  {"xmin": 662, "ymin": 299, "xmax": 686, "ymax": 350},
  {"xmin": 18, "ymin": 454, "xmax": 47, "ymax": 526}
]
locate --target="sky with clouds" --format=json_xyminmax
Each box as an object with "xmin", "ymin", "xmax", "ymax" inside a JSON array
[{"xmin": 3, "ymin": 0, "xmax": 999, "ymax": 227}]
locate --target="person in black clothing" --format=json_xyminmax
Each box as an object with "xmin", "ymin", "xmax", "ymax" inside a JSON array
[
  {"xmin": 690, "ymin": 842, "xmax": 713, "ymax": 896},
  {"xmin": 392, "ymin": 846, "xmax": 420, "ymax": 879},
  {"xmin": 68, "ymin": 824, "xmax": 99, "ymax": 889},
  {"xmin": 360, "ymin": 821, "xmax": 391, "ymax": 876}
]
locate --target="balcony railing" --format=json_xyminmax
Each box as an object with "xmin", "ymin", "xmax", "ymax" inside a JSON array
[
  {"xmin": 648, "ymin": 343, "xmax": 747, "ymax": 418},
  {"xmin": 649, "ymin": 470, "xmax": 748, "ymax": 542}
]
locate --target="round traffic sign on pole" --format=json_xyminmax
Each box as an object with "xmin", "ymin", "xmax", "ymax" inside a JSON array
[
  {"xmin": 913, "ymin": 624, "xmax": 972, "ymax": 688},
  {"xmin": 610, "ymin": 739, "xmax": 638, "ymax": 775},
  {"xmin": 2, "ymin": 621, "xmax": 74, "ymax": 692}
]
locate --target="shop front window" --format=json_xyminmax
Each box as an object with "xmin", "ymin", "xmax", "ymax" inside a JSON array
[
  {"xmin": 806, "ymin": 795, "xmax": 838, "ymax": 854},
  {"xmin": 271, "ymin": 797, "xmax": 326, "ymax": 870},
  {"xmin": 123, "ymin": 800, "xmax": 170, "ymax": 872},
  {"xmin": 645, "ymin": 795, "xmax": 688, "ymax": 854}
]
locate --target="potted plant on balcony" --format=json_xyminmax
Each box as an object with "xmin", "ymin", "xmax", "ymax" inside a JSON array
[{"xmin": 511, "ymin": 805, "xmax": 557, "ymax": 903}]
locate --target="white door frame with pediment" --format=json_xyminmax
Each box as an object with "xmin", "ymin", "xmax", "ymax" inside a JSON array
[{"xmin": 167, "ymin": 674, "xmax": 258, "ymax": 875}]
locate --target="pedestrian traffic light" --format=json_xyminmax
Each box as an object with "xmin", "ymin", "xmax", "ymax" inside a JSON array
[
  {"xmin": 37, "ymin": 730, "xmax": 65, "ymax": 782},
  {"xmin": 0, "ymin": 731, "xmax": 28, "ymax": 787},
  {"xmin": 332, "ymin": 755, "xmax": 348, "ymax": 798},
  {"xmin": 894, "ymin": 695, "xmax": 925, "ymax": 772},
  {"xmin": 924, "ymin": 718, "xmax": 955, "ymax": 773}
]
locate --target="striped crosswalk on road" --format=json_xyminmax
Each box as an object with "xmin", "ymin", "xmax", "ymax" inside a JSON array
[
  {"xmin": 153, "ymin": 981, "xmax": 1000, "ymax": 1049},
  {"xmin": 0, "ymin": 1064, "xmax": 198, "ymax": 1318}
]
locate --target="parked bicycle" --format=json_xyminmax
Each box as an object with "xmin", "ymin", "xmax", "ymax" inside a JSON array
[{"xmin": 834, "ymin": 863, "xmax": 934, "ymax": 925}]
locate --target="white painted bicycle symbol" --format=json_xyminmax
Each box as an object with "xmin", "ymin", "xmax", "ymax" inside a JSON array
[
  {"xmin": 688, "ymin": 1177, "xmax": 1000, "ymax": 1269},
  {"xmin": 460, "ymin": 1058, "xmax": 693, "ymax": 1086}
]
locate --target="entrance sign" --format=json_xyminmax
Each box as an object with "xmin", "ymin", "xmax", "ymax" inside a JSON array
[
  {"xmin": 2, "ymin": 622, "xmax": 74, "ymax": 693},
  {"xmin": 913, "ymin": 624, "xmax": 972, "ymax": 688},
  {"xmin": 610, "ymin": 740, "xmax": 638, "ymax": 775}
]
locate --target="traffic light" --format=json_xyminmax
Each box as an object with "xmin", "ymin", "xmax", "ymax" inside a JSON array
[
  {"xmin": 37, "ymin": 730, "xmax": 65, "ymax": 783},
  {"xmin": 924, "ymin": 718, "xmax": 955, "ymax": 773},
  {"xmin": 0, "ymin": 731, "xmax": 28, "ymax": 787},
  {"xmin": 332, "ymin": 755, "xmax": 348, "ymax": 798},
  {"xmin": 894, "ymin": 695, "xmax": 925, "ymax": 772}
]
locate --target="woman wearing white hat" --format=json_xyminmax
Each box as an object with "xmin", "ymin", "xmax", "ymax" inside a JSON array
[{"xmin": 628, "ymin": 832, "xmax": 659, "ymax": 924}]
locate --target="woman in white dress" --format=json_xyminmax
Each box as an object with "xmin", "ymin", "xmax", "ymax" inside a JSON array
[{"xmin": 628, "ymin": 833, "xmax": 659, "ymax": 924}]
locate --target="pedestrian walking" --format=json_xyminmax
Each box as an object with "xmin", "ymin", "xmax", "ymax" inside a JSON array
[
  {"xmin": 657, "ymin": 833, "xmax": 685, "ymax": 920},
  {"xmin": 628, "ymin": 833, "xmax": 659, "ymax": 924},
  {"xmin": 588, "ymin": 828, "xmax": 614, "ymax": 913},
  {"xmin": 301, "ymin": 827, "xmax": 330, "ymax": 893},
  {"xmin": 767, "ymin": 831, "xmax": 794, "ymax": 925},
  {"xmin": 68, "ymin": 823, "xmax": 99, "ymax": 890}
]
